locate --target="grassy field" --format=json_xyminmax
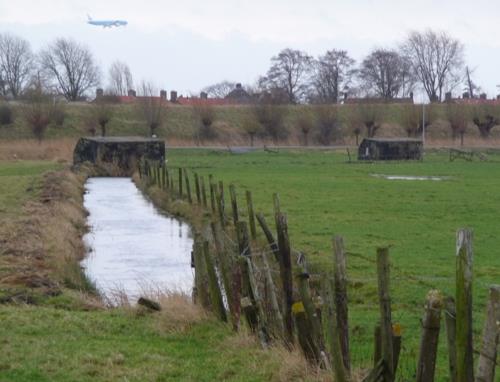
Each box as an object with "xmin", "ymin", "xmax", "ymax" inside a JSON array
[
  {"xmin": 163, "ymin": 148, "xmax": 500, "ymax": 379},
  {"xmin": 0, "ymin": 160, "xmax": 317, "ymax": 382}
]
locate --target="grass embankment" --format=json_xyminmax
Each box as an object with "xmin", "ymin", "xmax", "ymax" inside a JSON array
[
  {"xmin": 2, "ymin": 102, "xmax": 500, "ymax": 146},
  {"xmin": 0, "ymin": 161, "xmax": 321, "ymax": 381},
  {"xmin": 162, "ymin": 148, "xmax": 500, "ymax": 379}
]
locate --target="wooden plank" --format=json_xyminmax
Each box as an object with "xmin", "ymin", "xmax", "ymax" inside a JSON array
[
  {"xmin": 445, "ymin": 296, "xmax": 458, "ymax": 382},
  {"xmin": 416, "ymin": 290, "xmax": 443, "ymax": 382},
  {"xmin": 376, "ymin": 247, "xmax": 394, "ymax": 382},
  {"xmin": 456, "ymin": 229, "xmax": 474, "ymax": 382},
  {"xmin": 475, "ymin": 285, "xmax": 500, "ymax": 382},
  {"xmin": 229, "ymin": 184, "xmax": 239, "ymax": 226},
  {"xmin": 333, "ymin": 235, "xmax": 350, "ymax": 371},
  {"xmin": 246, "ymin": 190, "xmax": 257, "ymax": 239},
  {"xmin": 203, "ymin": 240, "xmax": 227, "ymax": 322}
]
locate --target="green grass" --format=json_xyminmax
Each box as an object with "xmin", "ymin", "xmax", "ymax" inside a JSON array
[
  {"xmin": 0, "ymin": 305, "xmax": 280, "ymax": 382},
  {"xmin": 164, "ymin": 148, "xmax": 500, "ymax": 380},
  {"xmin": 0, "ymin": 161, "xmax": 62, "ymax": 216}
]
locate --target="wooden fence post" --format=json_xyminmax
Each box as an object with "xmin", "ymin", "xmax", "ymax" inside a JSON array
[
  {"xmin": 444, "ymin": 296, "xmax": 458, "ymax": 382},
  {"xmin": 236, "ymin": 221, "xmax": 258, "ymax": 331},
  {"xmin": 200, "ymin": 175, "xmax": 208, "ymax": 208},
  {"xmin": 209, "ymin": 175, "xmax": 216, "ymax": 212},
  {"xmin": 215, "ymin": 181, "xmax": 226, "ymax": 226},
  {"xmin": 333, "ymin": 235, "xmax": 350, "ymax": 371},
  {"xmin": 322, "ymin": 275, "xmax": 348, "ymax": 382},
  {"xmin": 276, "ymin": 212, "xmax": 294, "ymax": 345},
  {"xmin": 256, "ymin": 213, "xmax": 280, "ymax": 262},
  {"xmin": 194, "ymin": 173, "xmax": 201, "ymax": 204},
  {"xmin": 192, "ymin": 234, "xmax": 210, "ymax": 309},
  {"xmin": 203, "ymin": 240, "xmax": 227, "ymax": 322},
  {"xmin": 377, "ymin": 247, "xmax": 394, "ymax": 382},
  {"xmin": 475, "ymin": 285, "xmax": 500, "ymax": 382},
  {"xmin": 178, "ymin": 167, "xmax": 183, "ymax": 198},
  {"xmin": 246, "ymin": 190, "xmax": 257, "ymax": 239},
  {"xmin": 183, "ymin": 168, "xmax": 193, "ymax": 204},
  {"xmin": 211, "ymin": 221, "xmax": 237, "ymax": 330},
  {"xmin": 229, "ymin": 184, "xmax": 239, "ymax": 226},
  {"xmin": 416, "ymin": 290, "xmax": 443, "ymax": 382},
  {"xmin": 456, "ymin": 229, "xmax": 474, "ymax": 382},
  {"xmin": 261, "ymin": 251, "xmax": 285, "ymax": 339}
]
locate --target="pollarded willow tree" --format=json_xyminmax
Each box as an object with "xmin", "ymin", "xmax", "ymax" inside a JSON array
[
  {"xmin": 40, "ymin": 38, "xmax": 100, "ymax": 101},
  {"xmin": 446, "ymin": 103, "xmax": 469, "ymax": 146},
  {"xmin": 401, "ymin": 30, "xmax": 464, "ymax": 102},
  {"xmin": 471, "ymin": 104, "xmax": 500, "ymax": 138},
  {"xmin": 399, "ymin": 103, "xmax": 435, "ymax": 138},
  {"xmin": 137, "ymin": 81, "xmax": 166, "ymax": 137}
]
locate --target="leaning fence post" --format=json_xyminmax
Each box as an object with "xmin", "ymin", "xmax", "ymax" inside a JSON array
[
  {"xmin": 236, "ymin": 221, "xmax": 258, "ymax": 332},
  {"xmin": 246, "ymin": 190, "xmax": 257, "ymax": 239},
  {"xmin": 229, "ymin": 184, "xmax": 239, "ymax": 226},
  {"xmin": 333, "ymin": 235, "xmax": 350, "ymax": 371},
  {"xmin": 217, "ymin": 181, "xmax": 226, "ymax": 226},
  {"xmin": 456, "ymin": 229, "xmax": 474, "ymax": 382},
  {"xmin": 194, "ymin": 173, "xmax": 201, "ymax": 205},
  {"xmin": 276, "ymin": 211, "xmax": 294, "ymax": 345},
  {"xmin": 416, "ymin": 290, "xmax": 443, "ymax": 382},
  {"xmin": 444, "ymin": 296, "xmax": 458, "ymax": 382},
  {"xmin": 200, "ymin": 175, "xmax": 208, "ymax": 208},
  {"xmin": 178, "ymin": 167, "xmax": 183, "ymax": 198},
  {"xmin": 209, "ymin": 175, "xmax": 216, "ymax": 212},
  {"xmin": 322, "ymin": 275, "xmax": 348, "ymax": 382},
  {"xmin": 203, "ymin": 240, "xmax": 227, "ymax": 322},
  {"xmin": 261, "ymin": 251, "xmax": 285, "ymax": 339},
  {"xmin": 183, "ymin": 168, "xmax": 193, "ymax": 204},
  {"xmin": 475, "ymin": 285, "xmax": 500, "ymax": 382},
  {"xmin": 256, "ymin": 213, "xmax": 279, "ymax": 262},
  {"xmin": 377, "ymin": 247, "xmax": 394, "ymax": 382}
]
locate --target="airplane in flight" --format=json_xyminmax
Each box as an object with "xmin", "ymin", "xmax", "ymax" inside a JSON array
[{"xmin": 87, "ymin": 15, "xmax": 128, "ymax": 28}]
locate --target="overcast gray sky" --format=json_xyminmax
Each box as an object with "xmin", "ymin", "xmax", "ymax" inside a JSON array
[{"xmin": 1, "ymin": 0, "xmax": 499, "ymax": 98}]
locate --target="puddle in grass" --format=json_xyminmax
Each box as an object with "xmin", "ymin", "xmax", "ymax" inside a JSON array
[
  {"xmin": 82, "ymin": 177, "xmax": 193, "ymax": 302},
  {"xmin": 371, "ymin": 174, "xmax": 449, "ymax": 181}
]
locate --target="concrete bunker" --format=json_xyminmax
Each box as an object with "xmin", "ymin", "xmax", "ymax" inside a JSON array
[
  {"xmin": 358, "ymin": 138, "xmax": 423, "ymax": 161},
  {"xmin": 73, "ymin": 136, "xmax": 165, "ymax": 170}
]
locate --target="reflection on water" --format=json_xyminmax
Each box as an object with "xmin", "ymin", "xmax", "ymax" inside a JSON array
[{"xmin": 82, "ymin": 177, "xmax": 194, "ymax": 302}]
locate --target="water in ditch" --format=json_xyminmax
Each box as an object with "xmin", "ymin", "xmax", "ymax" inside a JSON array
[{"xmin": 81, "ymin": 177, "xmax": 194, "ymax": 303}]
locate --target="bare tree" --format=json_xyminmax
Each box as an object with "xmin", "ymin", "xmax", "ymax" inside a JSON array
[
  {"xmin": 315, "ymin": 106, "xmax": 340, "ymax": 145},
  {"xmin": 202, "ymin": 81, "xmax": 237, "ymax": 98},
  {"xmin": 356, "ymin": 103, "xmax": 384, "ymax": 138},
  {"xmin": 253, "ymin": 101, "xmax": 288, "ymax": 144},
  {"xmin": 23, "ymin": 83, "xmax": 51, "ymax": 142},
  {"xmin": 259, "ymin": 48, "xmax": 312, "ymax": 104},
  {"xmin": 0, "ymin": 33, "xmax": 34, "ymax": 99},
  {"xmin": 399, "ymin": 104, "xmax": 434, "ymax": 137},
  {"xmin": 192, "ymin": 100, "xmax": 217, "ymax": 144},
  {"xmin": 108, "ymin": 60, "xmax": 133, "ymax": 96},
  {"xmin": 359, "ymin": 49, "xmax": 415, "ymax": 99},
  {"xmin": 296, "ymin": 111, "xmax": 314, "ymax": 146},
  {"xmin": 40, "ymin": 38, "xmax": 100, "ymax": 101},
  {"xmin": 402, "ymin": 30, "xmax": 464, "ymax": 102},
  {"xmin": 309, "ymin": 49, "xmax": 356, "ymax": 104},
  {"xmin": 472, "ymin": 104, "xmax": 500, "ymax": 138},
  {"xmin": 138, "ymin": 81, "xmax": 165, "ymax": 137},
  {"xmin": 446, "ymin": 103, "xmax": 469, "ymax": 146},
  {"xmin": 242, "ymin": 114, "xmax": 261, "ymax": 147}
]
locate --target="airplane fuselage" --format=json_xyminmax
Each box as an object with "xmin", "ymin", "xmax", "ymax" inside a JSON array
[{"xmin": 87, "ymin": 19, "xmax": 127, "ymax": 28}]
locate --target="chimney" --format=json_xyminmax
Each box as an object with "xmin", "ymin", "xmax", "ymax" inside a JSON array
[
  {"xmin": 160, "ymin": 90, "xmax": 167, "ymax": 100},
  {"xmin": 96, "ymin": 88, "xmax": 104, "ymax": 98},
  {"xmin": 128, "ymin": 89, "xmax": 136, "ymax": 97},
  {"xmin": 480, "ymin": 93, "xmax": 487, "ymax": 100},
  {"xmin": 496, "ymin": 94, "xmax": 500, "ymax": 100},
  {"xmin": 236, "ymin": 83, "xmax": 242, "ymax": 89},
  {"xmin": 445, "ymin": 91, "xmax": 452, "ymax": 102},
  {"xmin": 409, "ymin": 92, "xmax": 414, "ymax": 101},
  {"xmin": 170, "ymin": 90, "xmax": 177, "ymax": 103},
  {"xmin": 462, "ymin": 92, "xmax": 470, "ymax": 99},
  {"xmin": 200, "ymin": 91, "xmax": 208, "ymax": 99}
]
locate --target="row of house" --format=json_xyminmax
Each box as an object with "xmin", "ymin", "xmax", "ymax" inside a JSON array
[{"xmin": 95, "ymin": 85, "xmax": 500, "ymax": 106}]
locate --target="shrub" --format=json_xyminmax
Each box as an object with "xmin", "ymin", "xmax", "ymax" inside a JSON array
[
  {"xmin": 253, "ymin": 103, "xmax": 288, "ymax": 144},
  {"xmin": 314, "ymin": 106, "xmax": 339, "ymax": 145},
  {"xmin": 50, "ymin": 101, "xmax": 66, "ymax": 127},
  {"xmin": 192, "ymin": 102, "xmax": 217, "ymax": 142}
]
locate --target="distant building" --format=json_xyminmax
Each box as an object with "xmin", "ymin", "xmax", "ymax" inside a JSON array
[
  {"xmin": 343, "ymin": 93, "xmax": 414, "ymax": 105},
  {"xmin": 444, "ymin": 91, "xmax": 500, "ymax": 105},
  {"xmin": 225, "ymin": 83, "xmax": 253, "ymax": 104}
]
